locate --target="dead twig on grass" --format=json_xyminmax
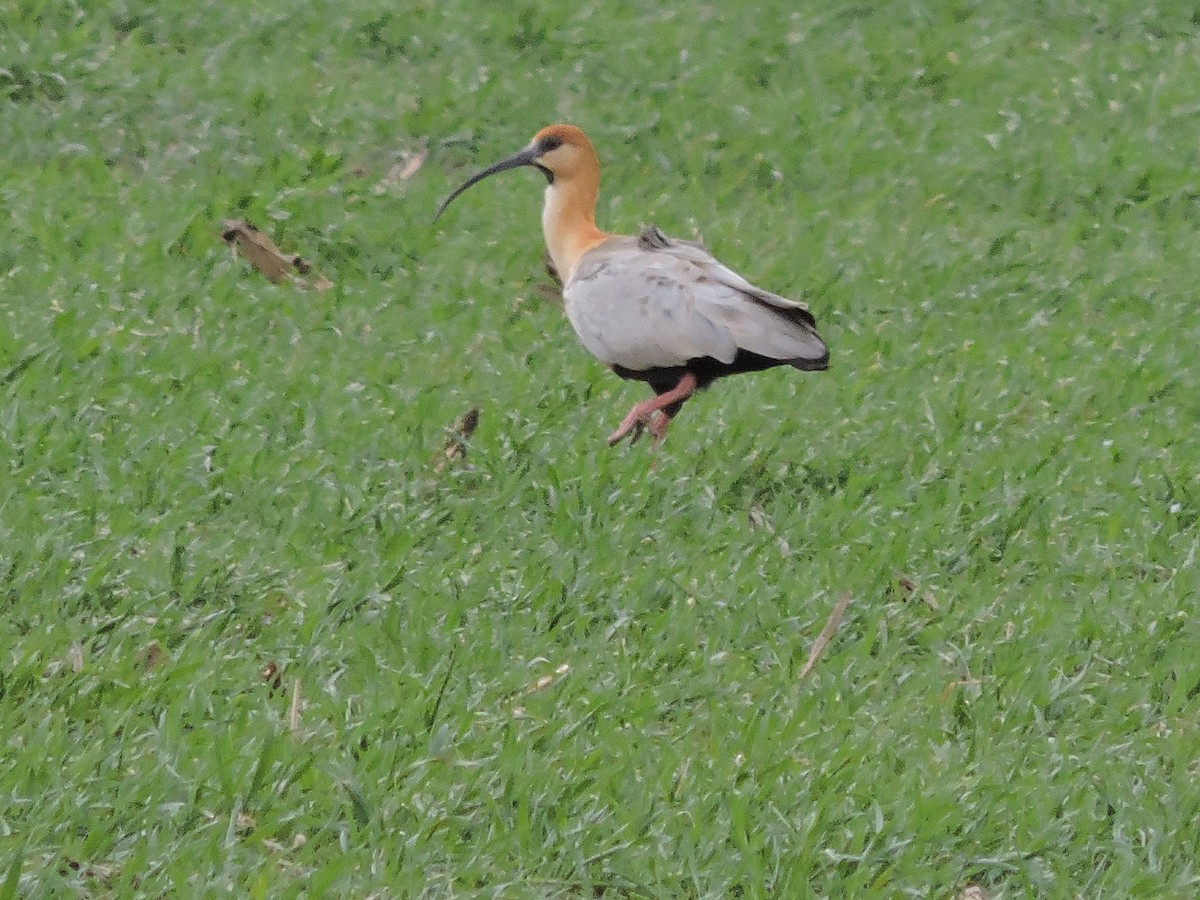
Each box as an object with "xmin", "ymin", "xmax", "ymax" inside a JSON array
[{"xmin": 799, "ymin": 591, "xmax": 853, "ymax": 679}]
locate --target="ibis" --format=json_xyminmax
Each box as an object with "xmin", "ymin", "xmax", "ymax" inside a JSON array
[{"xmin": 435, "ymin": 125, "xmax": 829, "ymax": 446}]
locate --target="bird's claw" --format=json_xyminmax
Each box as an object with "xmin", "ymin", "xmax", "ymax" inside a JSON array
[
  {"xmin": 607, "ymin": 415, "xmax": 647, "ymax": 446},
  {"xmin": 607, "ymin": 410, "xmax": 668, "ymax": 447}
]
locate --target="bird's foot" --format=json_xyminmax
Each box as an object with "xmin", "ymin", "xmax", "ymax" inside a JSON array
[
  {"xmin": 607, "ymin": 404, "xmax": 654, "ymax": 446},
  {"xmin": 607, "ymin": 374, "xmax": 696, "ymax": 448},
  {"xmin": 608, "ymin": 407, "xmax": 673, "ymax": 447}
]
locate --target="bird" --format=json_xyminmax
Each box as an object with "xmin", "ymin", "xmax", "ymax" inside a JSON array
[{"xmin": 435, "ymin": 124, "xmax": 829, "ymax": 447}]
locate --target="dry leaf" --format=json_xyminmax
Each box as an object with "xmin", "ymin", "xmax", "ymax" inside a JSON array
[
  {"xmin": 431, "ymin": 407, "xmax": 480, "ymax": 473},
  {"xmin": 60, "ymin": 857, "xmax": 117, "ymax": 883},
  {"xmin": 374, "ymin": 148, "xmax": 429, "ymax": 194},
  {"xmin": 138, "ymin": 641, "xmax": 167, "ymax": 672},
  {"xmin": 261, "ymin": 661, "xmax": 283, "ymax": 692},
  {"xmin": 399, "ymin": 148, "xmax": 428, "ymax": 180},
  {"xmin": 222, "ymin": 219, "xmax": 302, "ymax": 283},
  {"xmin": 896, "ymin": 573, "xmax": 939, "ymax": 610},
  {"xmin": 221, "ymin": 219, "xmax": 333, "ymax": 290},
  {"xmin": 512, "ymin": 664, "xmax": 571, "ymax": 715},
  {"xmin": 959, "ymin": 885, "xmax": 990, "ymax": 900},
  {"xmin": 799, "ymin": 591, "xmax": 852, "ymax": 679},
  {"xmin": 524, "ymin": 663, "xmax": 571, "ymax": 695},
  {"xmin": 68, "ymin": 642, "xmax": 85, "ymax": 673}
]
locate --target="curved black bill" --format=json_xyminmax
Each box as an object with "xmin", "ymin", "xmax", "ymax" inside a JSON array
[{"xmin": 434, "ymin": 146, "xmax": 548, "ymax": 221}]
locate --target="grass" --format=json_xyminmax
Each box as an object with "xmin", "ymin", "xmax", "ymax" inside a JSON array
[{"xmin": 2, "ymin": 0, "xmax": 1199, "ymax": 895}]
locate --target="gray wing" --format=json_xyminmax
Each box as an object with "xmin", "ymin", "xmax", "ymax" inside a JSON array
[{"xmin": 562, "ymin": 229, "xmax": 826, "ymax": 372}]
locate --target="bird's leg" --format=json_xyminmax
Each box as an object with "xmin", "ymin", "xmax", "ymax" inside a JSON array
[
  {"xmin": 607, "ymin": 372, "xmax": 698, "ymax": 447},
  {"xmin": 647, "ymin": 408, "xmax": 678, "ymax": 446}
]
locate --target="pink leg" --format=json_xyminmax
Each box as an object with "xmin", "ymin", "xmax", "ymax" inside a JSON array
[
  {"xmin": 647, "ymin": 408, "xmax": 677, "ymax": 445},
  {"xmin": 607, "ymin": 372, "xmax": 698, "ymax": 447}
]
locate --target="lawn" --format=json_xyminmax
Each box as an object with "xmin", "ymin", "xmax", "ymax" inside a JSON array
[{"xmin": 2, "ymin": 0, "xmax": 1199, "ymax": 896}]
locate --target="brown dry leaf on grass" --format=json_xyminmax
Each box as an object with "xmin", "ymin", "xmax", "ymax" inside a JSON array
[
  {"xmin": 798, "ymin": 591, "xmax": 853, "ymax": 679},
  {"xmin": 511, "ymin": 663, "xmax": 571, "ymax": 717},
  {"xmin": 138, "ymin": 641, "xmax": 167, "ymax": 672},
  {"xmin": 261, "ymin": 661, "xmax": 283, "ymax": 692},
  {"xmin": 896, "ymin": 573, "xmax": 940, "ymax": 610},
  {"xmin": 398, "ymin": 149, "xmax": 428, "ymax": 180},
  {"xmin": 374, "ymin": 148, "xmax": 429, "ymax": 194},
  {"xmin": 221, "ymin": 219, "xmax": 333, "ymax": 290},
  {"xmin": 431, "ymin": 407, "xmax": 480, "ymax": 473},
  {"xmin": 60, "ymin": 857, "xmax": 117, "ymax": 884},
  {"xmin": 524, "ymin": 663, "xmax": 571, "ymax": 695}
]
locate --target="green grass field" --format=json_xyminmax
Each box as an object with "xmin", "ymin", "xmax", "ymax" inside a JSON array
[{"xmin": 3, "ymin": 0, "xmax": 1199, "ymax": 896}]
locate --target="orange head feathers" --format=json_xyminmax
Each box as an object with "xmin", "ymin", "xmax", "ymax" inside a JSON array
[{"xmin": 435, "ymin": 124, "xmax": 609, "ymax": 280}]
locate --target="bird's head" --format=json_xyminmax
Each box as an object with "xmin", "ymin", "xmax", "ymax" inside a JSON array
[{"xmin": 435, "ymin": 124, "xmax": 598, "ymax": 220}]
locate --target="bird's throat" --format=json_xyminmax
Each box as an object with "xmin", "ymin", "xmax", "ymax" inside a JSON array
[{"xmin": 541, "ymin": 180, "xmax": 608, "ymax": 284}]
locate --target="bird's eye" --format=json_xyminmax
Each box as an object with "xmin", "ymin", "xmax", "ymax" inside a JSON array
[{"xmin": 540, "ymin": 135, "xmax": 564, "ymax": 153}]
